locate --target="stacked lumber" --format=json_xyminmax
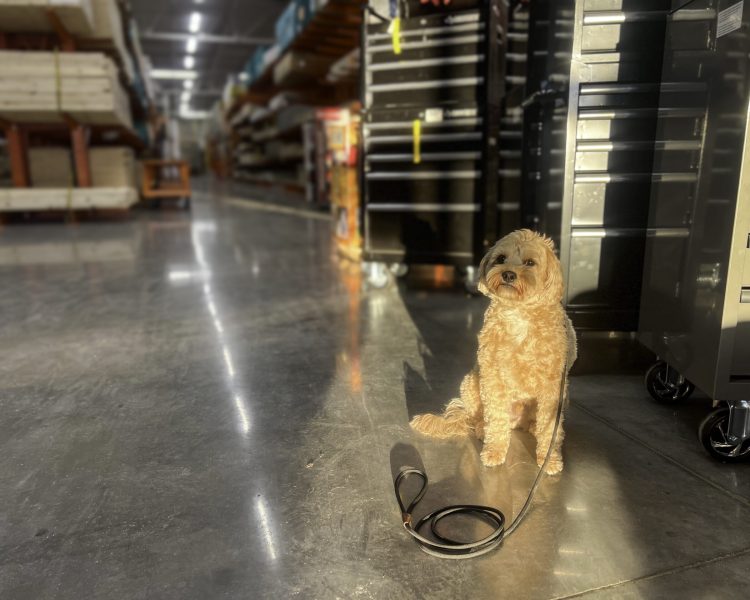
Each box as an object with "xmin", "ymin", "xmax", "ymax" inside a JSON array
[
  {"xmin": 28, "ymin": 148, "xmax": 73, "ymax": 187},
  {"xmin": 79, "ymin": 0, "xmax": 135, "ymax": 83},
  {"xmin": 0, "ymin": 0, "xmax": 141, "ymax": 87},
  {"xmin": 2, "ymin": 144, "xmax": 139, "ymax": 211},
  {"xmin": 0, "ymin": 187, "xmax": 138, "ymax": 211},
  {"xmin": 28, "ymin": 146, "xmax": 136, "ymax": 188},
  {"xmin": 0, "ymin": 0, "xmax": 150, "ymax": 215},
  {"xmin": 89, "ymin": 146, "xmax": 136, "ymax": 187},
  {"xmin": 0, "ymin": 0, "xmax": 95, "ymax": 35},
  {"xmin": 0, "ymin": 51, "xmax": 132, "ymax": 128}
]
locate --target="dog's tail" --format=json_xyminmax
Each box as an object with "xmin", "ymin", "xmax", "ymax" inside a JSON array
[{"xmin": 410, "ymin": 398, "xmax": 472, "ymax": 439}]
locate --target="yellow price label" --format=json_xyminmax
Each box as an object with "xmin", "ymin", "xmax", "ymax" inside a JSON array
[
  {"xmin": 413, "ymin": 119, "xmax": 422, "ymax": 164},
  {"xmin": 391, "ymin": 17, "xmax": 402, "ymax": 55}
]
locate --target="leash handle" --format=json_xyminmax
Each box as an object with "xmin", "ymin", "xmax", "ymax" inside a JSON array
[{"xmin": 395, "ymin": 469, "xmax": 506, "ymax": 559}]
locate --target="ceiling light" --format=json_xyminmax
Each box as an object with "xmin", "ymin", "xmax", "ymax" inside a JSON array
[
  {"xmin": 189, "ymin": 12, "xmax": 202, "ymax": 33},
  {"xmin": 184, "ymin": 55, "xmax": 195, "ymax": 69},
  {"xmin": 186, "ymin": 36, "xmax": 198, "ymax": 54},
  {"xmin": 151, "ymin": 68, "xmax": 198, "ymax": 80},
  {"xmin": 183, "ymin": 79, "xmax": 194, "ymax": 90}
]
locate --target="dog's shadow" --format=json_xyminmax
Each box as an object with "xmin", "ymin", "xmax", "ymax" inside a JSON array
[{"xmin": 403, "ymin": 361, "xmax": 440, "ymax": 420}]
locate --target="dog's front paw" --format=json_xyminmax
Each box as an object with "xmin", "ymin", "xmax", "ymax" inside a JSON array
[
  {"xmin": 542, "ymin": 456, "xmax": 564, "ymax": 475},
  {"xmin": 480, "ymin": 444, "xmax": 506, "ymax": 467}
]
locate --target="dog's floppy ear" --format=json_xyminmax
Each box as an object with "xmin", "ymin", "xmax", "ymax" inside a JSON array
[
  {"xmin": 542, "ymin": 240, "xmax": 564, "ymax": 304},
  {"xmin": 477, "ymin": 248, "xmax": 493, "ymax": 297}
]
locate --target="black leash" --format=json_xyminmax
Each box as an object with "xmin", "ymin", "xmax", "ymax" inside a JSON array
[{"xmin": 395, "ymin": 366, "xmax": 566, "ymax": 559}]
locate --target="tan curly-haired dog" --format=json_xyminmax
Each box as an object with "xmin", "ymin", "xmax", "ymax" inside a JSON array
[{"xmin": 411, "ymin": 230, "xmax": 577, "ymax": 474}]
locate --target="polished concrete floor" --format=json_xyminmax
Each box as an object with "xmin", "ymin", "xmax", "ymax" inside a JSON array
[{"xmin": 1, "ymin": 183, "xmax": 749, "ymax": 600}]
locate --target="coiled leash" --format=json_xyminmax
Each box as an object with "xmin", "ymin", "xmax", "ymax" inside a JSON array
[{"xmin": 395, "ymin": 366, "xmax": 567, "ymax": 559}]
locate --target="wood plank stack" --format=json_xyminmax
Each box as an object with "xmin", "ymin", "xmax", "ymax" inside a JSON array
[
  {"xmin": 0, "ymin": 187, "xmax": 138, "ymax": 211},
  {"xmin": 79, "ymin": 0, "xmax": 135, "ymax": 83},
  {"xmin": 89, "ymin": 146, "xmax": 137, "ymax": 187},
  {"xmin": 0, "ymin": 51, "xmax": 132, "ymax": 128},
  {"xmin": 27, "ymin": 146, "xmax": 136, "ymax": 188},
  {"xmin": 0, "ymin": 0, "xmax": 152, "ymax": 214},
  {"xmin": 0, "ymin": 0, "xmax": 95, "ymax": 35},
  {"xmin": 0, "ymin": 0, "xmax": 139, "ymax": 85},
  {"xmin": 28, "ymin": 148, "xmax": 73, "ymax": 186}
]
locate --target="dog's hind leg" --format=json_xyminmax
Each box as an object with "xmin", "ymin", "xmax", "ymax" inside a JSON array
[
  {"xmin": 460, "ymin": 370, "xmax": 485, "ymax": 439},
  {"xmin": 410, "ymin": 370, "xmax": 482, "ymax": 439}
]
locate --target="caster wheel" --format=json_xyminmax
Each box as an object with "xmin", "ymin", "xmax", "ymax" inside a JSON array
[
  {"xmin": 389, "ymin": 263, "xmax": 409, "ymax": 278},
  {"xmin": 645, "ymin": 361, "xmax": 694, "ymax": 403},
  {"xmin": 365, "ymin": 262, "xmax": 393, "ymax": 289},
  {"xmin": 699, "ymin": 408, "xmax": 750, "ymax": 462}
]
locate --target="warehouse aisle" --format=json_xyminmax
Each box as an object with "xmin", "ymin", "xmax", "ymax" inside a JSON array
[{"xmin": 1, "ymin": 187, "xmax": 749, "ymax": 600}]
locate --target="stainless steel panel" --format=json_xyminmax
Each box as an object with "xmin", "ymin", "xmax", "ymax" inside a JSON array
[
  {"xmin": 639, "ymin": 0, "xmax": 750, "ymax": 401},
  {"xmin": 732, "ymin": 307, "xmax": 750, "ymax": 377},
  {"xmin": 560, "ymin": 0, "xmax": 671, "ymax": 330}
]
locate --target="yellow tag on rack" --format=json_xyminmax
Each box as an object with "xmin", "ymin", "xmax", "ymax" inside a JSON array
[
  {"xmin": 391, "ymin": 17, "xmax": 402, "ymax": 55},
  {"xmin": 413, "ymin": 119, "xmax": 422, "ymax": 164}
]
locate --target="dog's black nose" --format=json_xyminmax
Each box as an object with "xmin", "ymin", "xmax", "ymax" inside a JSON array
[{"xmin": 502, "ymin": 271, "xmax": 517, "ymax": 283}]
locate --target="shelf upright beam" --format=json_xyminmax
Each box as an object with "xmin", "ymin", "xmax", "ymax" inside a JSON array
[
  {"xmin": 2, "ymin": 121, "xmax": 31, "ymax": 188},
  {"xmin": 44, "ymin": 8, "xmax": 77, "ymax": 51},
  {"xmin": 64, "ymin": 116, "xmax": 92, "ymax": 187}
]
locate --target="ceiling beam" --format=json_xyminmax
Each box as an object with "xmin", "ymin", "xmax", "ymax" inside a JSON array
[{"xmin": 140, "ymin": 31, "xmax": 274, "ymax": 46}]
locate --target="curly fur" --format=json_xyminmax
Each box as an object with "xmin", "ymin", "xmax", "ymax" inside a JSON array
[{"xmin": 411, "ymin": 230, "xmax": 577, "ymax": 474}]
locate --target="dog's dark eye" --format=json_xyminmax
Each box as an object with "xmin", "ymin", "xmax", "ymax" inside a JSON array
[
  {"xmin": 524, "ymin": 259, "xmax": 536, "ymax": 267},
  {"xmin": 496, "ymin": 255, "xmax": 506, "ymax": 265}
]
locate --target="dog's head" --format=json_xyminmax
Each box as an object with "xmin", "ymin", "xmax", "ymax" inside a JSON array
[{"xmin": 478, "ymin": 229, "xmax": 563, "ymax": 306}]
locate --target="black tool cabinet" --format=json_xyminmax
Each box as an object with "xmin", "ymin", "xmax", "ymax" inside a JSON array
[{"xmin": 361, "ymin": 0, "xmax": 507, "ymax": 268}]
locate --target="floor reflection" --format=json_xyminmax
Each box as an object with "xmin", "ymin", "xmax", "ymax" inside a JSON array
[{"xmin": 186, "ymin": 219, "xmax": 251, "ymax": 436}]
